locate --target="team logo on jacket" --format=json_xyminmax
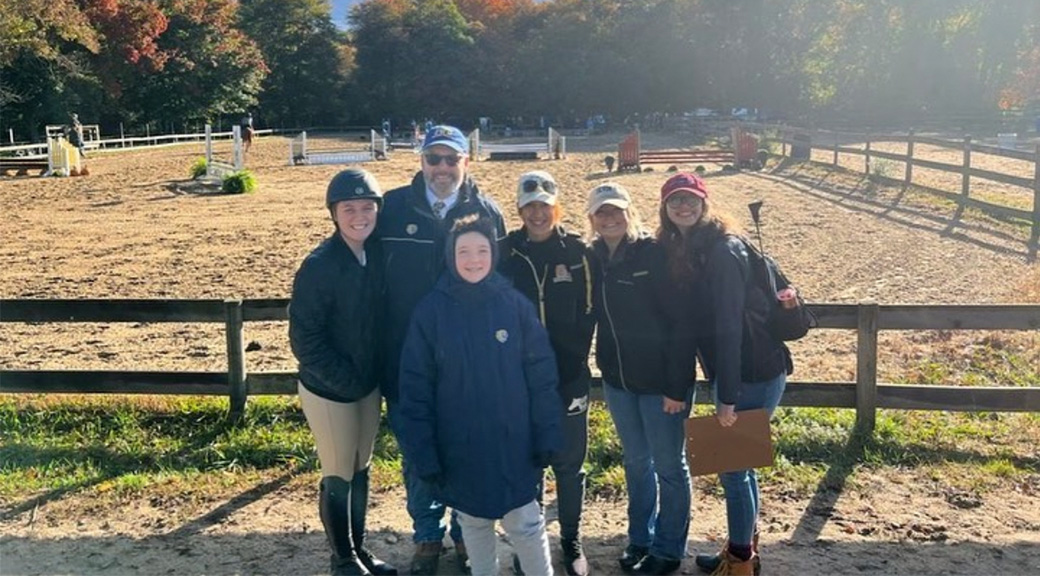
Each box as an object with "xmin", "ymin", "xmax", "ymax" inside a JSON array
[
  {"xmin": 567, "ymin": 394, "xmax": 589, "ymax": 415},
  {"xmin": 553, "ymin": 264, "xmax": 573, "ymax": 283},
  {"xmin": 406, "ymin": 223, "xmax": 418, "ymax": 235},
  {"xmin": 495, "ymin": 329, "xmax": 509, "ymax": 343}
]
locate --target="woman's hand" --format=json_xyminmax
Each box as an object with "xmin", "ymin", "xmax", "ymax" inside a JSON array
[
  {"xmin": 716, "ymin": 404, "xmax": 737, "ymax": 427},
  {"xmin": 663, "ymin": 397, "xmax": 687, "ymax": 414}
]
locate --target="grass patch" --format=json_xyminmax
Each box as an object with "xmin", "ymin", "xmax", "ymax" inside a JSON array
[{"xmin": 2, "ymin": 393, "xmax": 1038, "ymax": 505}]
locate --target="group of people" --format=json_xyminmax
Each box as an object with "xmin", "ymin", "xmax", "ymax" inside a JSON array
[{"xmin": 289, "ymin": 124, "xmax": 791, "ymax": 576}]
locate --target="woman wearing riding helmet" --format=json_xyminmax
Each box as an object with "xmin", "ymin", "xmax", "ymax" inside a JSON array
[{"xmin": 289, "ymin": 168, "xmax": 396, "ymax": 576}]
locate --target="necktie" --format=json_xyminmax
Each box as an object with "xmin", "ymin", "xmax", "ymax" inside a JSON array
[{"xmin": 432, "ymin": 199, "xmax": 446, "ymax": 219}]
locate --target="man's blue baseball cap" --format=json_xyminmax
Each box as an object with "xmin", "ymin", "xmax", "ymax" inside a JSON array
[{"xmin": 422, "ymin": 125, "xmax": 469, "ymax": 154}]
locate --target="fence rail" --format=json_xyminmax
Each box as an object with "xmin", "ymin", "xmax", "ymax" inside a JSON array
[
  {"xmin": 741, "ymin": 122, "xmax": 1040, "ymax": 247},
  {"xmin": 0, "ymin": 129, "xmax": 277, "ymax": 158},
  {"xmin": 2, "ymin": 299, "xmax": 1039, "ymax": 429}
]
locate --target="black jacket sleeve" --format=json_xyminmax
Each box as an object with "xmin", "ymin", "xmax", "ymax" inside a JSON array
[{"xmin": 707, "ymin": 238, "xmax": 748, "ymax": 405}]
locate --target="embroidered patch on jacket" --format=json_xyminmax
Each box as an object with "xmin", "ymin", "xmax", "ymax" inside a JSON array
[
  {"xmin": 406, "ymin": 223, "xmax": 418, "ymax": 235},
  {"xmin": 552, "ymin": 264, "xmax": 573, "ymax": 283},
  {"xmin": 495, "ymin": 329, "xmax": 509, "ymax": 343},
  {"xmin": 567, "ymin": 394, "xmax": 589, "ymax": 415}
]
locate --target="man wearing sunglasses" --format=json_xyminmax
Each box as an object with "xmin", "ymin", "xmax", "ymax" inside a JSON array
[{"xmin": 375, "ymin": 124, "xmax": 505, "ymax": 576}]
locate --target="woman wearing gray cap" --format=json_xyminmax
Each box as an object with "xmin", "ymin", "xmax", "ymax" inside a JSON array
[
  {"xmin": 586, "ymin": 183, "xmax": 692, "ymax": 576},
  {"xmin": 289, "ymin": 169, "xmax": 396, "ymax": 576}
]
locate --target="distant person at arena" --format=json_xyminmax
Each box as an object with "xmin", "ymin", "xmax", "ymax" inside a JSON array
[
  {"xmin": 397, "ymin": 214, "xmax": 562, "ymax": 576},
  {"xmin": 499, "ymin": 171, "xmax": 596, "ymax": 576},
  {"xmin": 289, "ymin": 168, "xmax": 397, "ymax": 576},
  {"xmin": 241, "ymin": 113, "xmax": 255, "ymax": 154},
  {"xmin": 69, "ymin": 113, "xmax": 87, "ymax": 158},
  {"xmin": 375, "ymin": 125, "xmax": 505, "ymax": 575}
]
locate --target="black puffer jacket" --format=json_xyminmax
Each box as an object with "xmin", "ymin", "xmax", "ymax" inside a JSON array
[
  {"xmin": 375, "ymin": 172, "xmax": 506, "ymax": 402},
  {"xmin": 289, "ymin": 234, "xmax": 383, "ymax": 403},
  {"xmin": 500, "ymin": 226, "xmax": 596, "ymax": 403},
  {"xmin": 591, "ymin": 235, "xmax": 680, "ymax": 399}
]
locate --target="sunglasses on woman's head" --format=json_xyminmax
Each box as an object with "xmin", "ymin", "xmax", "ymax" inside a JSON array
[
  {"xmin": 424, "ymin": 152, "xmax": 462, "ymax": 167},
  {"xmin": 522, "ymin": 179, "xmax": 557, "ymax": 194}
]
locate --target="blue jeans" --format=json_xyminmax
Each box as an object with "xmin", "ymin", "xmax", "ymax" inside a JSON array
[
  {"xmin": 603, "ymin": 383, "xmax": 694, "ymax": 561},
  {"xmin": 713, "ymin": 372, "xmax": 786, "ymax": 548},
  {"xmin": 387, "ymin": 400, "xmax": 463, "ymax": 544}
]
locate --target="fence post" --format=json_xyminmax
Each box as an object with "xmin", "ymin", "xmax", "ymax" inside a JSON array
[
  {"xmin": 962, "ymin": 135, "xmax": 972, "ymax": 199},
  {"xmin": 225, "ymin": 299, "xmax": 247, "ymax": 420},
  {"xmin": 855, "ymin": 301, "xmax": 879, "ymax": 434},
  {"xmin": 905, "ymin": 129, "xmax": 915, "ymax": 185},
  {"xmin": 865, "ymin": 133, "xmax": 871, "ymax": 176},
  {"xmin": 833, "ymin": 133, "xmax": 839, "ymax": 166},
  {"xmin": 1032, "ymin": 143, "xmax": 1040, "ymax": 248}
]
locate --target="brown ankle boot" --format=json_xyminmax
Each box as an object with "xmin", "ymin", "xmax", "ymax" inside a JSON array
[
  {"xmin": 709, "ymin": 551, "xmax": 758, "ymax": 576},
  {"xmin": 695, "ymin": 532, "xmax": 761, "ymax": 575}
]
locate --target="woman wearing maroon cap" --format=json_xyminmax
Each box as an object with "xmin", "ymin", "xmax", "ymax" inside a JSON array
[{"xmin": 657, "ymin": 173, "xmax": 789, "ymax": 576}]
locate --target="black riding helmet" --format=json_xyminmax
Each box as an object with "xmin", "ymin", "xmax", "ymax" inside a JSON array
[{"xmin": 325, "ymin": 168, "xmax": 383, "ymax": 211}]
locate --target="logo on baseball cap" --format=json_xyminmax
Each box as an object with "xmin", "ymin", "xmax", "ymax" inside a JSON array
[
  {"xmin": 422, "ymin": 125, "xmax": 469, "ymax": 154},
  {"xmin": 586, "ymin": 182, "xmax": 632, "ymax": 215}
]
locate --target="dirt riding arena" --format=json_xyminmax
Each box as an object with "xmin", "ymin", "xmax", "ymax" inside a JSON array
[{"xmin": 2, "ymin": 131, "xmax": 1039, "ymax": 574}]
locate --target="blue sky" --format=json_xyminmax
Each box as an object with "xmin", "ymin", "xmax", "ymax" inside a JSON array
[{"xmin": 331, "ymin": 0, "xmax": 359, "ymax": 28}]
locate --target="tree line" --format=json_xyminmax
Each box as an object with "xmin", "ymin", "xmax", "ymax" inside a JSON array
[{"xmin": 1, "ymin": 0, "xmax": 1038, "ymax": 142}]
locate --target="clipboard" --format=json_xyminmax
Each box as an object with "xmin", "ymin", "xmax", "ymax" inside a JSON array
[{"xmin": 684, "ymin": 409, "xmax": 774, "ymax": 476}]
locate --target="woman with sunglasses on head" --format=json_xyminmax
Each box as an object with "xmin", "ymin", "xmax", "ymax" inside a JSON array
[
  {"xmin": 499, "ymin": 171, "xmax": 596, "ymax": 576},
  {"xmin": 656, "ymin": 173, "xmax": 789, "ymax": 576},
  {"xmin": 586, "ymin": 183, "xmax": 692, "ymax": 576}
]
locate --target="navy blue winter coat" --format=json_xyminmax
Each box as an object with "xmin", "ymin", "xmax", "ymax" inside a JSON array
[{"xmin": 397, "ymin": 272, "xmax": 563, "ymax": 519}]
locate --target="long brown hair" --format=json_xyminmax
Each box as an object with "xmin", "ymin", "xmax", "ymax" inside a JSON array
[{"xmin": 656, "ymin": 198, "xmax": 742, "ymax": 283}]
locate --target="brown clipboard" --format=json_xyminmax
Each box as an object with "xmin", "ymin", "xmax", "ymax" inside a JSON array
[{"xmin": 684, "ymin": 409, "xmax": 774, "ymax": 477}]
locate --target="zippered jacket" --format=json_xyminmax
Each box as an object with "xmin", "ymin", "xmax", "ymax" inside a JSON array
[
  {"xmin": 693, "ymin": 236, "xmax": 790, "ymax": 404},
  {"xmin": 288, "ymin": 233, "xmax": 383, "ymax": 403},
  {"xmin": 499, "ymin": 226, "xmax": 595, "ymax": 403},
  {"xmin": 397, "ymin": 272, "xmax": 562, "ymax": 519},
  {"xmin": 375, "ymin": 171, "xmax": 505, "ymax": 402},
  {"xmin": 591, "ymin": 235, "xmax": 679, "ymax": 398}
]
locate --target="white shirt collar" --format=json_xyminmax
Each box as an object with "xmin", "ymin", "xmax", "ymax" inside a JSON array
[{"xmin": 425, "ymin": 187, "xmax": 459, "ymax": 216}]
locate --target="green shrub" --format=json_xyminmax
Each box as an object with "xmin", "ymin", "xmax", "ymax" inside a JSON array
[
  {"xmin": 222, "ymin": 170, "xmax": 257, "ymax": 195},
  {"xmin": 190, "ymin": 158, "xmax": 208, "ymax": 179}
]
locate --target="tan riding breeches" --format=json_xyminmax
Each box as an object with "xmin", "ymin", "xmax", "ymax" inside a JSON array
[{"xmin": 298, "ymin": 383, "xmax": 382, "ymax": 479}]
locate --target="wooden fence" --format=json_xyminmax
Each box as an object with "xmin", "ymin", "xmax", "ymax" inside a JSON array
[
  {"xmin": 741, "ymin": 122, "xmax": 1040, "ymax": 248},
  {"xmin": 1, "ymin": 299, "xmax": 1039, "ymax": 431}
]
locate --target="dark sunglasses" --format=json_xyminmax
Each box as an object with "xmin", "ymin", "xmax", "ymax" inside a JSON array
[
  {"xmin": 522, "ymin": 179, "xmax": 557, "ymax": 195},
  {"xmin": 424, "ymin": 152, "xmax": 462, "ymax": 167}
]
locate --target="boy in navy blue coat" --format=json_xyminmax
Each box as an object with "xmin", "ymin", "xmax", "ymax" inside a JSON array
[{"xmin": 398, "ymin": 215, "xmax": 563, "ymax": 576}]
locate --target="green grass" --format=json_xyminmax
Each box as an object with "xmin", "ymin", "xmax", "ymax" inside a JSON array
[{"xmin": 2, "ymin": 394, "xmax": 1038, "ymax": 505}]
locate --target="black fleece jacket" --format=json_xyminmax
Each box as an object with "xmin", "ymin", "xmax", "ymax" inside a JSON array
[
  {"xmin": 591, "ymin": 235, "xmax": 686, "ymax": 400},
  {"xmin": 499, "ymin": 226, "xmax": 596, "ymax": 400}
]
